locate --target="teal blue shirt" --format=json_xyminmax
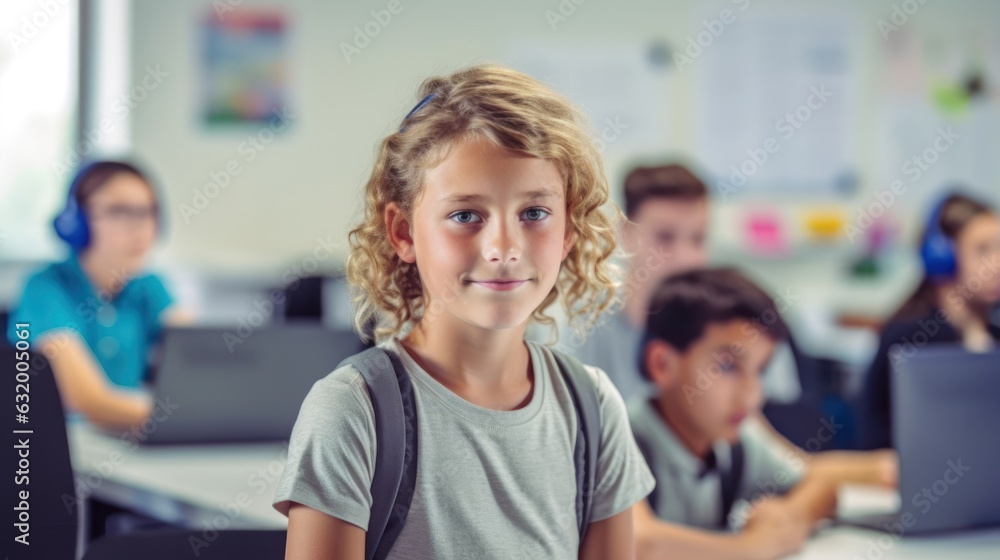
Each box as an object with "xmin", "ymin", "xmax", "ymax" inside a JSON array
[{"xmin": 6, "ymin": 255, "xmax": 174, "ymax": 389}]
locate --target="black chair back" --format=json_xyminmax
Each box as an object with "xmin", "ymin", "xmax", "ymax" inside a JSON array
[
  {"xmin": 2, "ymin": 341, "xmax": 79, "ymax": 559},
  {"xmin": 82, "ymin": 529, "xmax": 287, "ymax": 559}
]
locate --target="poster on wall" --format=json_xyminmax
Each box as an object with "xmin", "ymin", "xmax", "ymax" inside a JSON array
[
  {"xmin": 691, "ymin": 8, "xmax": 858, "ymax": 199},
  {"xmin": 200, "ymin": 9, "xmax": 289, "ymax": 126},
  {"xmin": 503, "ymin": 42, "xmax": 673, "ymax": 158}
]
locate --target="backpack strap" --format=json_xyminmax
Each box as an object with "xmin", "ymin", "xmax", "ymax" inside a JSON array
[
  {"xmin": 336, "ymin": 347, "xmax": 418, "ymax": 560},
  {"xmin": 550, "ymin": 348, "xmax": 601, "ymax": 543},
  {"xmin": 719, "ymin": 441, "xmax": 745, "ymax": 529}
]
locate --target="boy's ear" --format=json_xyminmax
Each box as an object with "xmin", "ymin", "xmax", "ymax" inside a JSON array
[
  {"xmin": 561, "ymin": 225, "xmax": 577, "ymax": 261},
  {"xmin": 385, "ymin": 202, "xmax": 416, "ymax": 263},
  {"xmin": 645, "ymin": 339, "xmax": 680, "ymax": 389}
]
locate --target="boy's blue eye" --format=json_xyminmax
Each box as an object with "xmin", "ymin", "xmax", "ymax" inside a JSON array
[
  {"xmin": 449, "ymin": 211, "xmax": 481, "ymax": 224},
  {"xmin": 522, "ymin": 208, "xmax": 550, "ymax": 221},
  {"xmin": 448, "ymin": 209, "xmax": 550, "ymax": 224}
]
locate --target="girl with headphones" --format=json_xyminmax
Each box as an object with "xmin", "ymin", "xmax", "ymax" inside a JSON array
[
  {"xmin": 6, "ymin": 161, "xmax": 183, "ymax": 429},
  {"xmin": 858, "ymin": 191, "xmax": 1000, "ymax": 450}
]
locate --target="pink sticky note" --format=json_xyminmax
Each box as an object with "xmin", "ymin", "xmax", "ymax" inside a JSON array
[{"xmin": 744, "ymin": 212, "xmax": 787, "ymax": 256}]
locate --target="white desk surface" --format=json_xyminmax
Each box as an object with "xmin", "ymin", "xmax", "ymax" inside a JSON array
[
  {"xmin": 69, "ymin": 423, "xmax": 1000, "ymax": 557},
  {"xmin": 68, "ymin": 421, "xmax": 289, "ymax": 530},
  {"xmin": 793, "ymin": 485, "xmax": 1000, "ymax": 558}
]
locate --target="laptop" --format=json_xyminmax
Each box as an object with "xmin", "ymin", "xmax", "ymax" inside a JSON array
[
  {"xmin": 840, "ymin": 344, "xmax": 1000, "ymax": 535},
  {"xmin": 134, "ymin": 323, "xmax": 365, "ymax": 444}
]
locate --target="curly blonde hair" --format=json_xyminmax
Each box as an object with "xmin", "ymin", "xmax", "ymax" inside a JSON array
[{"xmin": 346, "ymin": 63, "xmax": 624, "ymax": 344}]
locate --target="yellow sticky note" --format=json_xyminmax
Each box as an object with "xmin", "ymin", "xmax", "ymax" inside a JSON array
[{"xmin": 802, "ymin": 209, "xmax": 846, "ymax": 241}]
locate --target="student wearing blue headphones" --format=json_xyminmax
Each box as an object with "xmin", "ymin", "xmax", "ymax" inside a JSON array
[
  {"xmin": 6, "ymin": 160, "xmax": 182, "ymax": 429},
  {"xmin": 858, "ymin": 191, "xmax": 1000, "ymax": 450}
]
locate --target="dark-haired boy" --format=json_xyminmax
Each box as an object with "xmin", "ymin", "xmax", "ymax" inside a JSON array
[
  {"xmin": 551, "ymin": 163, "xmax": 895, "ymax": 502},
  {"xmin": 630, "ymin": 268, "xmax": 837, "ymax": 560}
]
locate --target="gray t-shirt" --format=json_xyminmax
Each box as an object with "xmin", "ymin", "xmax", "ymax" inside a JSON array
[
  {"xmin": 273, "ymin": 337, "xmax": 655, "ymax": 558},
  {"xmin": 627, "ymin": 398, "xmax": 804, "ymax": 530}
]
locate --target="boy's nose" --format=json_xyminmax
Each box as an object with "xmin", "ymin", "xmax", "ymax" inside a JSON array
[
  {"xmin": 483, "ymin": 220, "xmax": 522, "ymax": 263},
  {"xmin": 742, "ymin": 374, "xmax": 765, "ymax": 412},
  {"xmin": 672, "ymin": 242, "xmax": 707, "ymax": 273}
]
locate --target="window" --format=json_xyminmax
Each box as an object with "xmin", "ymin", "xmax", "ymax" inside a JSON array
[{"xmin": 0, "ymin": 0, "xmax": 78, "ymax": 260}]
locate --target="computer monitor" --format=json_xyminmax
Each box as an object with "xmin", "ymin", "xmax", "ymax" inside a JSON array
[
  {"xmin": 841, "ymin": 344, "xmax": 1000, "ymax": 534},
  {"xmin": 139, "ymin": 323, "xmax": 365, "ymax": 444}
]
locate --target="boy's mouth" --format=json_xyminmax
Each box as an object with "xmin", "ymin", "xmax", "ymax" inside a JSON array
[{"xmin": 473, "ymin": 279, "xmax": 527, "ymax": 291}]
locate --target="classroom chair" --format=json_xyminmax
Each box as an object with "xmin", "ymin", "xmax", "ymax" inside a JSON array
[
  {"xmin": 2, "ymin": 341, "xmax": 289, "ymax": 560},
  {"xmin": 278, "ymin": 274, "xmax": 326, "ymax": 320},
  {"xmin": 762, "ymin": 335, "xmax": 857, "ymax": 451},
  {"xmin": 82, "ymin": 529, "xmax": 287, "ymax": 559},
  {"xmin": 2, "ymin": 342, "xmax": 79, "ymax": 559}
]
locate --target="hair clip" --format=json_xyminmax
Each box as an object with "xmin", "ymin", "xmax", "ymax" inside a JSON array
[{"xmin": 399, "ymin": 93, "xmax": 436, "ymax": 132}]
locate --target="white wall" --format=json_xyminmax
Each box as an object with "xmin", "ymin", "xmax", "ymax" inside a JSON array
[{"xmin": 129, "ymin": 0, "xmax": 1000, "ymax": 321}]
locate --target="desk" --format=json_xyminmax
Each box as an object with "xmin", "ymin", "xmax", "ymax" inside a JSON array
[
  {"xmin": 68, "ymin": 424, "xmax": 1000, "ymax": 557},
  {"xmin": 792, "ymin": 527, "xmax": 1000, "ymax": 559},
  {"xmin": 68, "ymin": 421, "xmax": 288, "ymax": 531},
  {"xmin": 793, "ymin": 485, "xmax": 1000, "ymax": 558}
]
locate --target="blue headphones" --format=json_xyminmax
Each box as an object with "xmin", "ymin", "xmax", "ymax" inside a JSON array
[
  {"xmin": 53, "ymin": 161, "xmax": 162, "ymax": 251},
  {"xmin": 919, "ymin": 195, "xmax": 957, "ymax": 282},
  {"xmin": 53, "ymin": 162, "xmax": 100, "ymax": 250}
]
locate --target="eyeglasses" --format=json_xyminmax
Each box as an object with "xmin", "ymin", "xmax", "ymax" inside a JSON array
[{"xmin": 89, "ymin": 204, "xmax": 158, "ymax": 226}]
